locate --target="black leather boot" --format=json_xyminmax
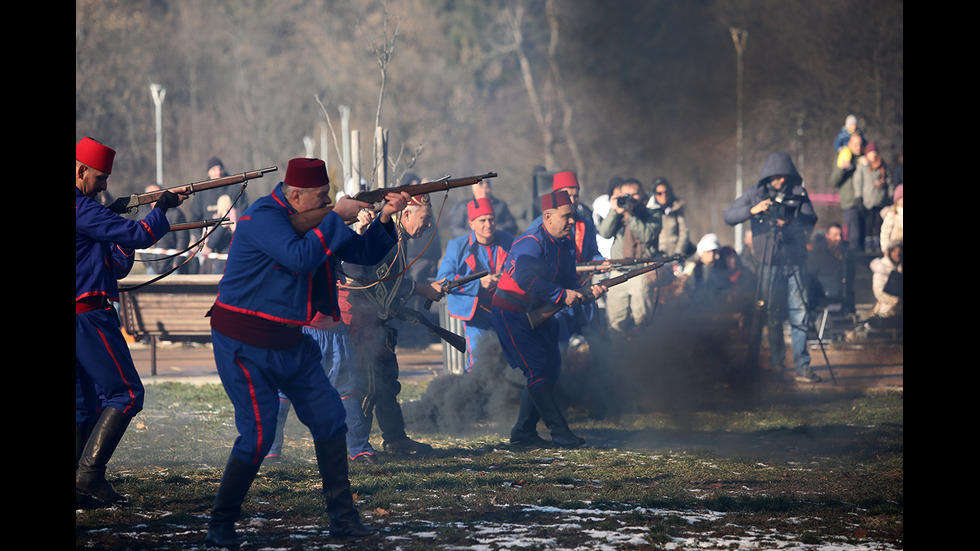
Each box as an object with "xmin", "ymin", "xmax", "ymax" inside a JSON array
[
  {"xmin": 510, "ymin": 389, "xmax": 548, "ymax": 447},
  {"xmin": 76, "ymin": 407, "xmax": 132, "ymax": 504},
  {"xmin": 204, "ymin": 453, "xmax": 261, "ymax": 549},
  {"xmin": 314, "ymin": 438, "xmax": 376, "ymax": 538},
  {"xmin": 527, "ymin": 384, "xmax": 585, "ymax": 448},
  {"xmin": 76, "ymin": 422, "xmax": 105, "ymax": 509}
]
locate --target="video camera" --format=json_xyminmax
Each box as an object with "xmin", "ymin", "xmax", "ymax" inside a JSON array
[{"xmin": 766, "ymin": 189, "xmax": 807, "ymax": 221}]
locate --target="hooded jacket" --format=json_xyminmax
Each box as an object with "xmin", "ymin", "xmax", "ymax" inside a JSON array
[{"xmin": 724, "ymin": 152, "xmax": 817, "ymax": 266}]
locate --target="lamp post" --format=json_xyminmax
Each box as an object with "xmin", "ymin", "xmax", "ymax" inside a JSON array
[
  {"xmin": 150, "ymin": 83, "xmax": 166, "ymax": 186},
  {"xmin": 730, "ymin": 28, "xmax": 747, "ymax": 253}
]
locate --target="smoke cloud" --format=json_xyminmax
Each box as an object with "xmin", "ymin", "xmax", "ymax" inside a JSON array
[{"xmin": 401, "ymin": 301, "xmax": 760, "ymax": 437}]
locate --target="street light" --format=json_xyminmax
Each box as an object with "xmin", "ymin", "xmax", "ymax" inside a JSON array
[
  {"xmin": 730, "ymin": 28, "xmax": 747, "ymax": 253},
  {"xmin": 150, "ymin": 83, "xmax": 166, "ymax": 186}
]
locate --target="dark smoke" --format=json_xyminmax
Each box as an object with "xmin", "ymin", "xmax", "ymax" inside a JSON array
[
  {"xmin": 402, "ymin": 334, "xmax": 527, "ymax": 434},
  {"xmin": 402, "ymin": 302, "xmax": 759, "ymax": 436}
]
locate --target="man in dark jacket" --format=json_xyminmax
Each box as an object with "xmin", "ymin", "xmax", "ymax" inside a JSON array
[{"xmin": 724, "ymin": 152, "xmax": 821, "ymax": 383}]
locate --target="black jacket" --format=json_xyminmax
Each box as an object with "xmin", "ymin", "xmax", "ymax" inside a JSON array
[{"xmin": 724, "ymin": 152, "xmax": 817, "ymax": 266}]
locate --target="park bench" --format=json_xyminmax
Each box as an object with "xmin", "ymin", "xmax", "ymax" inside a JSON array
[{"xmin": 118, "ymin": 274, "xmax": 220, "ymax": 375}]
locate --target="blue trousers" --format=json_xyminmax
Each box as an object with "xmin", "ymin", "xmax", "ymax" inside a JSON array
[
  {"xmin": 461, "ymin": 309, "xmax": 495, "ymax": 372},
  {"xmin": 212, "ymin": 330, "xmax": 347, "ymax": 465},
  {"xmin": 268, "ymin": 325, "xmax": 375, "ymax": 460},
  {"xmin": 76, "ymin": 307, "xmax": 144, "ymax": 424},
  {"xmin": 491, "ymin": 306, "xmax": 562, "ymax": 389},
  {"xmin": 758, "ymin": 264, "xmax": 811, "ymax": 374}
]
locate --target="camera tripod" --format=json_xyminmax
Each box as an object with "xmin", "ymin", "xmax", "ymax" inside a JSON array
[{"xmin": 744, "ymin": 222, "xmax": 836, "ymax": 384}]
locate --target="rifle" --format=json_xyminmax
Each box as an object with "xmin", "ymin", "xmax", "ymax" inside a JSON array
[
  {"xmin": 423, "ymin": 270, "xmax": 490, "ymax": 310},
  {"xmin": 394, "ymin": 307, "xmax": 467, "ymax": 353},
  {"xmin": 291, "ymin": 172, "xmax": 498, "ymax": 234},
  {"xmin": 575, "ymin": 257, "xmax": 665, "ymax": 273},
  {"xmin": 168, "ymin": 218, "xmax": 232, "ymax": 232},
  {"xmin": 108, "ymin": 166, "xmax": 279, "ymax": 214},
  {"xmin": 526, "ymin": 254, "xmax": 684, "ymax": 329}
]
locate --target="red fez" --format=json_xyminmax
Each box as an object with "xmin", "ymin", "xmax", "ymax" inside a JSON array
[
  {"xmin": 408, "ymin": 193, "xmax": 430, "ymax": 207},
  {"xmin": 552, "ymin": 171, "xmax": 579, "ymax": 191},
  {"xmin": 541, "ymin": 190, "xmax": 572, "ymax": 211},
  {"xmin": 467, "ymin": 197, "xmax": 495, "ymax": 221},
  {"xmin": 284, "ymin": 158, "xmax": 330, "ymax": 189},
  {"xmin": 76, "ymin": 137, "xmax": 116, "ymax": 174}
]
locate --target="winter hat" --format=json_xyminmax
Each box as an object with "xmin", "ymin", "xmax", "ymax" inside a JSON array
[
  {"xmin": 696, "ymin": 233, "xmax": 721, "ymax": 254},
  {"xmin": 208, "ymin": 156, "xmax": 224, "ymax": 171}
]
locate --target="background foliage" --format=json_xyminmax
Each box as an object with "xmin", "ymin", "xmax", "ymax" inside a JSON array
[{"xmin": 76, "ymin": 0, "xmax": 903, "ymax": 243}]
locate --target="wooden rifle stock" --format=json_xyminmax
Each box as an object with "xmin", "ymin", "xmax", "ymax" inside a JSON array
[
  {"xmin": 526, "ymin": 254, "xmax": 684, "ymax": 329},
  {"xmin": 108, "ymin": 166, "xmax": 278, "ymax": 214},
  {"xmin": 423, "ymin": 270, "xmax": 490, "ymax": 310},
  {"xmin": 290, "ymin": 172, "xmax": 498, "ymax": 235}
]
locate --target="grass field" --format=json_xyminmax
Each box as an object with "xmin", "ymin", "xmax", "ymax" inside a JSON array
[{"xmin": 76, "ymin": 343, "xmax": 903, "ymax": 550}]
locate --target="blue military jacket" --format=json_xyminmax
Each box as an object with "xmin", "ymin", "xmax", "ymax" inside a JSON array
[
  {"xmin": 495, "ymin": 223, "xmax": 577, "ymax": 310},
  {"xmin": 76, "ymin": 188, "xmax": 170, "ymax": 303},
  {"xmin": 437, "ymin": 229, "xmax": 514, "ymax": 321},
  {"xmin": 214, "ymin": 182, "xmax": 397, "ymax": 325}
]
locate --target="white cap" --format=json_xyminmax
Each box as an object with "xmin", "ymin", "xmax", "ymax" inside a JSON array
[{"xmin": 696, "ymin": 233, "xmax": 721, "ymax": 254}]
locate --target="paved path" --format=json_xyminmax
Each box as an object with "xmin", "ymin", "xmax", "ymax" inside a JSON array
[
  {"xmin": 131, "ymin": 341, "xmax": 445, "ymax": 386},
  {"xmin": 131, "ymin": 339, "xmax": 901, "ymax": 390}
]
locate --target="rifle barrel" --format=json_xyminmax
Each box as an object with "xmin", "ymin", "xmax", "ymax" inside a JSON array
[
  {"xmin": 352, "ymin": 172, "xmax": 498, "ymax": 205},
  {"xmin": 109, "ymin": 166, "xmax": 278, "ymax": 214},
  {"xmin": 291, "ymin": 171, "xmax": 497, "ymax": 235},
  {"xmin": 169, "ymin": 218, "xmax": 230, "ymax": 232}
]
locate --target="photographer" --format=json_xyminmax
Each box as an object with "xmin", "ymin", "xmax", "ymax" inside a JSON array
[
  {"xmin": 598, "ymin": 178, "xmax": 662, "ymax": 336},
  {"xmin": 724, "ymin": 152, "xmax": 820, "ymax": 383}
]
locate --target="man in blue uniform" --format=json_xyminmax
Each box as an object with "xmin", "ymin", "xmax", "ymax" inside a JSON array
[
  {"xmin": 526, "ymin": 171, "xmax": 604, "ymax": 346},
  {"xmin": 204, "ymin": 158, "xmax": 411, "ymax": 547},
  {"xmin": 437, "ymin": 197, "xmax": 514, "ymax": 372},
  {"xmin": 76, "ymin": 137, "xmax": 188, "ymax": 507},
  {"xmin": 491, "ymin": 190, "xmax": 607, "ymax": 448}
]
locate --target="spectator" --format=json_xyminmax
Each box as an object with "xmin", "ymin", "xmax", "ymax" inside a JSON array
[
  {"xmin": 188, "ymin": 157, "xmax": 250, "ymax": 274},
  {"xmin": 738, "ymin": 228, "xmax": 759, "ymax": 275},
  {"xmin": 868, "ymin": 241, "xmax": 903, "ymax": 323},
  {"xmin": 879, "ymin": 184, "xmax": 903, "ymax": 255},
  {"xmin": 854, "ymin": 142, "xmax": 893, "ymax": 253},
  {"xmin": 806, "ymin": 223, "xmax": 856, "ymax": 314},
  {"xmin": 447, "ymin": 177, "xmax": 518, "ymax": 238},
  {"xmin": 714, "ymin": 245, "xmax": 757, "ymax": 319},
  {"xmin": 646, "ymin": 177, "xmax": 692, "ymax": 256},
  {"xmin": 597, "ymin": 178, "xmax": 662, "ymax": 335},
  {"xmin": 592, "ymin": 176, "xmax": 624, "ymax": 259},
  {"xmin": 679, "ymin": 233, "xmax": 722, "ymax": 304},
  {"xmin": 141, "ymin": 183, "xmax": 193, "ymax": 275},
  {"xmin": 829, "ymin": 134, "xmax": 865, "ymax": 252},
  {"xmin": 833, "ymin": 114, "xmax": 866, "ymax": 153},
  {"xmin": 846, "ymin": 241, "xmax": 902, "ymax": 340},
  {"xmin": 724, "ymin": 152, "xmax": 820, "ymax": 383}
]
